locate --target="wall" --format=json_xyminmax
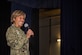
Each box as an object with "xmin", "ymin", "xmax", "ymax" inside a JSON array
[{"xmin": 39, "ymin": 16, "xmax": 60, "ymax": 55}]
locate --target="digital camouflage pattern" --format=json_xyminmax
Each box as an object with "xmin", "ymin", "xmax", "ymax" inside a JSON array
[{"xmin": 6, "ymin": 24, "xmax": 30, "ymax": 55}]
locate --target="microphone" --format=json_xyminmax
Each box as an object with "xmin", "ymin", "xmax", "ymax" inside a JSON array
[
  {"xmin": 24, "ymin": 23, "xmax": 34, "ymax": 37},
  {"xmin": 24, "ymin": 23, "xmax": 30, "ymax": 29},
  {"xmin": 24, "ymin": 23, "xmax": 30, "ymax": 34}
]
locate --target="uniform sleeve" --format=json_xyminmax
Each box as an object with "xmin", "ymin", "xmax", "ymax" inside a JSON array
[{"xmin": 6, "ymin": 27, "xmax": 29, "ymax": 50}]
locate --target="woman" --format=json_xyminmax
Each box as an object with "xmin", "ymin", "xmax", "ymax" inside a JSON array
[{"xmin": 6, "ymin": 10, "xmax": 34, "ymax": 55}]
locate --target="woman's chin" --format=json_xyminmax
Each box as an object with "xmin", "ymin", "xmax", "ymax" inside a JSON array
[{"xmin": 18, "ymin": 24, "xmax": 23, "ymax": 27}]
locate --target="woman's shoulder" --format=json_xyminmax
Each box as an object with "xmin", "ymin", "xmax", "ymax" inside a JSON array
[{"xmin": 6, "ymin": 25, "xmax": 16, "ymax": 32}]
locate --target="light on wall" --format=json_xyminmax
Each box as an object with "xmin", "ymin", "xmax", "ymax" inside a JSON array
[
  {"xmin": 57, "ymin": 38, "xmax": 61, "ymax": 42},
  {"xmin": 56, "ymin": 38, "xmax": 61, "ymax": 47}
]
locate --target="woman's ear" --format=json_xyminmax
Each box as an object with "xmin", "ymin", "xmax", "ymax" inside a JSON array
[{"xmin": 13, "ymin": 18, "xmax": 15, "ymax": 22}]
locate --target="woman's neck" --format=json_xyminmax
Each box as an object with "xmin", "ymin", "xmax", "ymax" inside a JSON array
[{"xmin": 13, "ymin": 23, "xmax": 21, "ymax": 28}]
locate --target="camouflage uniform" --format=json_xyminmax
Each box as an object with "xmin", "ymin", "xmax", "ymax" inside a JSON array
[{"xmin": 6, "ymin": 24, "xmax": 30, "ymax": 55}]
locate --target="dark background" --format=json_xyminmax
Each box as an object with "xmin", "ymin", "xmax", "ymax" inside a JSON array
[
  {"xmin": 0, "ymin": 0, "xmax": 11, "ymax": 55},
  {"xmin": 0, "ymin": 0, "xmax": 81, "ymax": 55}
]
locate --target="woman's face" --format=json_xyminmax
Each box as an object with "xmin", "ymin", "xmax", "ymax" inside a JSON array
[{"xmin": 13, "ymin": 15, "xmax": 25, "ymax": 28}]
